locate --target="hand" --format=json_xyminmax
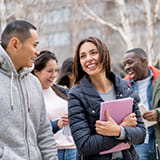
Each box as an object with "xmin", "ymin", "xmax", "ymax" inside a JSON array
[
  {"xmin": 120, "ymin": 113, "xmax": 137, "ymax": 127},
  {"xmin": 95, "ymin": 110, "xmax": 120, "ymax": 136},
  {"xmin": 57, "ymin": 113, "xmax": 69, "ymax": 128},
  {"xmin": 143, "ymin": 110, "xmax": 158, "ymax": 121}
]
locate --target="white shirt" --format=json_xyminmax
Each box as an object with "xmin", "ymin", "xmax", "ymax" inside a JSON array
[
  {"xmin": 136, "ymin": 77, "xmax": 150, "ymax": 143},
  {"xmin": 43, "ymin": 87, "xmax": 75, "ymax": 149}
]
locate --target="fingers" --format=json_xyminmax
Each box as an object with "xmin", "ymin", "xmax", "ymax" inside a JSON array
[
  {"xmin": 105, "ymin": 110, "xmax": 115, "ymax": 123},
  {"xmin": 61, "ymin": 113, "xmax": 68, "ymax": 119},
  {"xmin": 57, "ymin": 119, "xmax": 63, "ymax": 128},
  {"xmin": 61, "ymin": 117, "xmax": 69, "ymax": 125},
  {"xmin": 121, "ymin": 112, "xmax": 137, "ymax": 127},
  {"xmin": 96, "ymin": 120, "xmax": 103, "ymax": 125},
  {"xmin": 58, "ymin": 113, "xmax": 70, "ymax": 128},
  {"xmin": 144, "ymin": 115, "xmax": 155, "ymax": 121},
  {"xmin": 143, "ymin": 110, "xmax": 158, "ymax": 121},
  {"xmin": 130, "ymin": 113, "xmax": 136, "ymax": 118},
  {"xmin": 106, "ymin": 110, "xmax": 111, "ymax": 119},
  {"xmin": 95, "ymin": 121, "xmax": 105, "ymax": 134}
]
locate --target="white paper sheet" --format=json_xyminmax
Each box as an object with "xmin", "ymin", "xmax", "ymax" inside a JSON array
[{"xmin": 138, "ymin": 103, "xmax": 157, "ymax": 128}]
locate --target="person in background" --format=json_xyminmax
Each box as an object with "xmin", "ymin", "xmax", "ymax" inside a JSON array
[
  {"xmin": 33, "ymin": 50, "xmax": 76, "ymax": 160},
  {"xmin": 123, "ymin": 48, "xmax": 160, "ymax": 160},
  {"xmin": 68, "ymin": 36, "xmax": 146, "ymax": 160},
  {"xmin": 56, "ymin": 57, "xmax": 74, "ymax": 89},
  {"xmin": 0, "ymin": 20, "xmax": 57, "ymax": 159}
]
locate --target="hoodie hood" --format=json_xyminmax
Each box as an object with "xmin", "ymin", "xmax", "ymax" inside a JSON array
[{"xmin": 0, "ymin": 45, "xmax": 34, "ymax": 110}]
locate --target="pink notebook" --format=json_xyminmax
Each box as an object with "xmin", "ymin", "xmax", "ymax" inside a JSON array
[{"xmin": 99, "ymin": 97, "xmax": 133, "ymax": 155}]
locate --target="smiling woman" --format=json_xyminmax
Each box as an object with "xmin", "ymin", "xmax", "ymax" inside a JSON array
[
  {"xmin": 79, "ymin": 42, "xmax": 101, "ymax": 76},
  {"xmin": 32, "ymin": 50, "xmax": 77, "ymax": 160},
  {"xmin": 33, "ymin": 50, "xmax": 58, "ymax": 89},
  {"xmin": 68, "ymin": 36, "xmax": 146, "ymax": 160}
]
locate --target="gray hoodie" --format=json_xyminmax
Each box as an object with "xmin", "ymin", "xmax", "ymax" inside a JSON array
[{"xmin": 0, "ymin": 45, "xmax": 58, "ymax": 160}]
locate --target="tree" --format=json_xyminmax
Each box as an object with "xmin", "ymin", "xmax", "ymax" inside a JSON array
[
  {"xmin": 1, "ymin": 0, "xmax": 160, "ymax": 75},
  {"xmin": 0, "ymin": 0, "xmax": 43, "ymax": 33},
  {"xmin": 0, "ymin": 0, "xmax": 7, "ymax": 32},
  {"xmin": 74, "ymin": 0, "xmax": 160, "ymax": 67}
]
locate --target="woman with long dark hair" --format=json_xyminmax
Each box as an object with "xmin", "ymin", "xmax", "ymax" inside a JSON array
[{"xmin": 68, "ymin": 37, "xmax": 146, "ymax": 160}]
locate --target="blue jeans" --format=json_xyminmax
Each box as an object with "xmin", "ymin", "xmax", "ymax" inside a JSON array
[
  {"xmin": 134, "ymin": 143, "xmax": 159, "ymax": 160},
  {"xmin": 58, "ymin": 148, "xmax": 76, "ymax": 160}
]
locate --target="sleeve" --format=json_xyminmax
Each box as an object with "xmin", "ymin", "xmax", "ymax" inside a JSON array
[
  {"xmin": 50, "ymin": 120, "xmax": 61, "ymax": 134},
  {"xmin": 37, "ymin": 98, "xmax": 58, "ymax": 160},
  {"xmin": 156, "ymin": 110, "xmax": 160, "ymax": 121},
  {"xmin": 123, "ymin": 100, "xmax": 146, "ymax": 145},
  {"xmin": 151, "ymin": 76, "xmax": 160, "ymax": 122},
  {"xmin": 68, "ymin": 91, "xmax": 122, "ymax": 156},
  {"xmin": 116, "ymin": 126, "xmax": 126, "ymax": 140}
]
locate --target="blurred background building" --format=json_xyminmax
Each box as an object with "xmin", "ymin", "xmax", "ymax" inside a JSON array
[{"xmin": 1, "ymin": 0, "xmax": 160, "ymax": 76}]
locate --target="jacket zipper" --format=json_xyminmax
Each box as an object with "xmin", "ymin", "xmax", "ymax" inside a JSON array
[
  {"xmin": 24, "ymin": 100, "xmax": 30, "ymax": 160},
  {"xmin": 19, "ymin": 77, "xmax": 30, "ymax": 160}
]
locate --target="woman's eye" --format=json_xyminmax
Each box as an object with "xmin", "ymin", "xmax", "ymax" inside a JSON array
[
  {"xmin": 92, "ymin": 51, "xmax": 97, "ymax": 55},
  {"xmin": 80, "ymin": 54, "xmax": 86, "ymax": 59}
]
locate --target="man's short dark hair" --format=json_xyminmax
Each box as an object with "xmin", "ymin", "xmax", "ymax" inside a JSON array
[
  {"xmin": 1, "ymin": 20, "xmax": 37, "ymax": 49},
  {"xmin": 125, "ymin": 48, "xmax": 147, "ymax": 59}
]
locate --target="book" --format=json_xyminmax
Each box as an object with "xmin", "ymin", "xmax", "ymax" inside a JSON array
[
  {"xmin": 138, "ymin": 103, "xmax": 157, "ymax": 128},
  {"xmin": 99, "ymin": 97, "xmax": 133, "ymax": 154}
]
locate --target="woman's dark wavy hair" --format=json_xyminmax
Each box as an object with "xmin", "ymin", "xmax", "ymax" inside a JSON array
[
  {"xmin": 33, "ymin": 50, "xmax": 57, "ymax": 72},
  {"xmin": 73, "ymin": 36, "xmax": 111, "ymax": 84}
]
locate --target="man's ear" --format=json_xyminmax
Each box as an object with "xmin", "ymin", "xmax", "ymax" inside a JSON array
[
  {"xmin": 8, "ymin": 37, "xmax": 21, "ymax": 51},
  {"xmin": 142, "ymin": 57, "xmax": 148, "ymax": 66}
]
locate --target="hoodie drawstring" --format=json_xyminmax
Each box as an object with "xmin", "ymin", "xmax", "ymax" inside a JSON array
[
  {"xmin": 24, "ymin": 76, "xmax": 30, "ymax": 112},
  {"xmin": 10, "ymin": 73, "xmax": 30, "ymax": 112},
  {"xmin": 10, "ymin": 72, "xmax": 14, "ymax": 110}
]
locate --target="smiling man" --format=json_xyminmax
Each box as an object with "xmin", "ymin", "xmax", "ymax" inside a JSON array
[
  {"xmin": 123, "ymin": 48, "xmax": 160, "ymax": 160},
  {"xmin": 0, "ymin": 20, "xmax": 57, "ymax": 159}
]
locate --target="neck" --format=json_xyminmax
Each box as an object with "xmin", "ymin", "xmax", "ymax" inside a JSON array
[
  {"xmin": 145, "ymin": 69, "xmax": 150, "ymax": 78},
  {"xmin": 69, "ymin": 79, "xmax": 74, "ymax": 89},
  {"xmin": 6, "ymin": 48, "xmax": 20, "ymax": 71},
  {"xmin": 90, "ymin": 72, "xmax": 112, "ymax": 93},
  {"xmin": 140, "ymin": 68, "xmax": 150, "ymax": 80}
]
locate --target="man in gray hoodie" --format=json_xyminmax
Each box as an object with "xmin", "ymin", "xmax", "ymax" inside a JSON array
[{"xmin": 0, "ymin": 20, "xmax": 57, "ymax": 160}]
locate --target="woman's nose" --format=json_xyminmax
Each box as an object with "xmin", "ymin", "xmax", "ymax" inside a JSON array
[
  {"xmin": 51, "ymin": 71, "xmax": 57, "ymax": 78},
  {"xmin": 86, "ymin": 54, "xmax": 93, "ymax": 61}
]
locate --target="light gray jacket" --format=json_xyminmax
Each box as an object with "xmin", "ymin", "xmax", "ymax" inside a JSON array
[{"xmin": 0, "ymin": 45, "xmax": 58, "ymax": 160}]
